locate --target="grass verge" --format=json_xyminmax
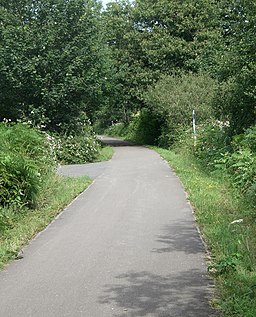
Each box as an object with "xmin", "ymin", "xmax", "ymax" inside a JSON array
[
  {"xmin": 96, "ymin": 145, "xmax": 114, "ymax": 162},
  {"xmin": 0, "ymin": 174, "xmax": 91, "ymax": 269},
  {"xmin": 154, "ymin": 147, "xmax": 256, "ymax": 317}
]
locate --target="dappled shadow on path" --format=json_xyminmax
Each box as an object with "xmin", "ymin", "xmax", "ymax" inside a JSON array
[
  {"xmin": 98, "ymin": 269, "xmax": 217, "ymax": 317},
  {"xmin": 152, "ymin": 220, "xmax": 205, "ymax": 255}
]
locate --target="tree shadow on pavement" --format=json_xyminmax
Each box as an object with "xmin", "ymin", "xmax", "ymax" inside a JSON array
[
  {"xmin": 151, "ymin": 220, "xmax": 205, "ymax": 255},
  {"xmin": 98, "ymin": 269, "xmax": 218, "ymax": 317}
]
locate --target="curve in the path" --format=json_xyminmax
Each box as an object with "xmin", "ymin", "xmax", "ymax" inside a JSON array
[{"xmin": 0, "ymin": 140, "xmax": 217, "ymax": 317}]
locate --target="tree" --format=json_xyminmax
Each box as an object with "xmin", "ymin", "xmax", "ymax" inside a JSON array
[
  {"xmin": 213, "ymin": 0, "xmax": 256, "ymax": 133},
  {"xmin": 100, "ymin": 0, "xmax": 221, "ymax": 125},
  {"xmin": 0, "ymin": 0, "xmax": 109, "ymax": 132},
  {"xmin": 101, "ymin": 1, "xmax": 145, "ymax": 123}
]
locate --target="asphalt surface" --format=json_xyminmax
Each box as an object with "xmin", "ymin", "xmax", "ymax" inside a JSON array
[
  {"xmin": 0, "ymin": 137, "xmax": 217, "ymax": 317},
  {"xmin": 58, "ymin": 161, "xmax": 109, "ymax": 180}
]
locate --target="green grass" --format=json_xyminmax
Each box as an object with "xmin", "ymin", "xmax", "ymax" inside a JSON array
[
  {"xmin": 0, "ymin": 174, "xmax": 91, "ymax": 269},
  {"xmin": 154, "ymin": 147, "xmax": 256, "ymax": 317},
  {"xmin": 96, "ymin": 145, "xmax": 114, "ymax": 162}
]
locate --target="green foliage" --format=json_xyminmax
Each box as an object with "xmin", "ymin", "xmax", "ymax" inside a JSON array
[
  {"xmin": 196, "ymin": 125, "xmax": 256, "ymax": 203},
  {"xmin": 213, "ymin": 0, "xmax": 256, "ymax": 133},
  {"xmin": 55, "ymin": 134, "xmax": 100, "ymax": 165},
  {"xmin": 195, "ymin": 123, "xmax": 231, "ymax": 167},
  {"xmin": 223, "ymin": 127, "xmax": 256, "ymax": 202},
  {"xmin": 54, "ymin": 114, "xmax": 101, "ymax": 164},
  {"xmin": 0, "ymin": 153, "xmax": 40, "ymax": 206},
  {"xmin": 134, "ymin": 0, "xmax": 220, "ymax": 72},
  {"xmin": 155, "ymin": 146, "xmax": 256, "ymax": 317},
  {"xmin": 144, "ymin": 73, "xmax": 217, "ymax": 147},
  {"xmin": 209, "ymin": 253, "xmax": 242, "ymax": 276},
  {"xmin": 0, "ymin": 0, "xmax": 109, "ymax": 131},
  {"xmin": 104, "ymin": 109, "xmax": 161, "ymax": 145},
  {"xmin": 101, "ymin": 0, "xmax": 255, "ymax": 138},
  {"xmin": 0, "ymin": 207, "xmax": 13, "ymax": 234},
  {"xmin": 102, "ymin": 1, "xmax": 144, "ymax": 122},
  {"xmin": 104, "ymin": 122, "xmax": 130, "ymax": 138},
  {"xmin": 101, "ymin": 0, "xmax": 221, "ymax": 125},
  {"xmin": 226, "ymin": 150, "xmax": 255, "ymax": 196},
  {"xmin": 214, "ymin": 74, "xmax": 256, "ymax": 134},
  {"xmin": 0, "ymin": 123, "xmax": 55, "ymax": 207},
  {"xmin": 95, "ymin": 146, "xmax": 113, "ymax": 162},
  {"xmin": 125, "ymin": 109, "xmax": 161, "ymax": 145}
]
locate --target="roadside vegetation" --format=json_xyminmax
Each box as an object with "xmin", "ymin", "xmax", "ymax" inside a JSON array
[
  {"xmin": 0, "ymin": 175, "xmax": 91, "ymax": 269},
  {"xmin": 0, "ymin": 120, "xmax": 112, "ymax": 268},
  {"xmin": 155, "ymin": 138, "xmax": 256, "ymax": 317},
  {"xmin": 0, "ymin": 122, "xmax": 93, "ymax": 268},
  {"xmin": 0, "ymin": 0, "xmax": 112, "ymax": 268},
  {"xmin": 106, "ymin": 118, "xmax": 256, "ymax": 316}
]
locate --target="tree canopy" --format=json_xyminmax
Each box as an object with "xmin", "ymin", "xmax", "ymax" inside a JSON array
[
  {"xmin": 0, "ymin": 0, "xmax": 109, "ymax": 131},
  {"xmin": 0, "ymin": 0, "xmax": 255, "ymax": 133}
]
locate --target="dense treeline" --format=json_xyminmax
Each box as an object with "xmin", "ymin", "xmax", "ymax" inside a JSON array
[
  {"xmin": 0, "ymin": 0, "xmax": 110, "ymax": 131},
  {"xmin": 0, "ymin": 0, "xmax": 107, "ymax": 268},
  {"xmin": 100, "ymin": 0, "xmax": 255, "ymax": 133},
  {"xmin": 1, "ymin": 0, "xmax": 255, "ymax": 134}
]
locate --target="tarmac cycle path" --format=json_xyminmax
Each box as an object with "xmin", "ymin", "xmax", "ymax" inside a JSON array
[{"xmin": 0, "ymin": 137, "xmax": 217, "ymax": 317}]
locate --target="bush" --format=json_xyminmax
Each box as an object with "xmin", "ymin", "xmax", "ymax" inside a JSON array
[
  {"xmin": 195, "ymin": 124, "xmax": 256, "ymax": 205},
  {"xmin": 54, "ymin": 117, "xmax": 101, "ymax": 164},
  {"xmin": 125, "ymin": 109, "xmax": 161, "ymax": 145},
  {"xmin": 104, "ymin": 122, "xmax": 129, "ymax": 138},
  {"xmin": 144, "ymin": 73, "xmax": 217, "ymax": 147},
  {"xmin": 0, "ymin": 207, "xmax": 12, "ymax": 234},
  {"xmin": 213, "ymin": 77, "xmax": 256, "ymax": 135},
  {"xmin": 55, "ymin": 133, "xmax": 100, "ymax": 164},
  {"xmin": 195, "ymin": 123, "xmax": 232, "ymax": 167},
  {"xmin": 0, "ymin": 123, "xmax": 56, "ymax": 207},
  {"xmin": 225, "ymin": 127, "xmax": 256, "ymax": 202}
]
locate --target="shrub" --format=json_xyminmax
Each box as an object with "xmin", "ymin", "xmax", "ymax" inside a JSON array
[
  {"xmin": 54, "ymin": 115, "xmax": 101, "ymax": 164},
  {"xmin": 55, "ymin": 133, "xmax": 100, "ymax": 164},
  {"xmin": 143, "ymin": 73, "xmax": 217, "ymax": 147},
  {"xmin": 126, "ymin": 109, "xmax": 161, "ymax": 145},
  {"xmin": 195, "ymin": 124, "xmax": 256, "ymax": 205},
  {"xmin": 104, "ymin": 122, "xmax": 129, "ymax": 138},
  {"xmin": 195, "ymin": 123, "xmax": 232, "ymax": 167},
  {"xmin": 226, "ymin": 127, "xmax": 256, "ymax": 202},
  {"xmin": 0, "ymin": 123, "xmax": 56, "ymax": 207},
  {"xmin": 0, "ymin": 207, "xmax": 12, "ymax": 234}
]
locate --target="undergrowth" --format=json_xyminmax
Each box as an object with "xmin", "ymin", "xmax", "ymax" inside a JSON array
[{"xmin": 0, "ymin": 122, "xmax": 56, "ymax": 207}]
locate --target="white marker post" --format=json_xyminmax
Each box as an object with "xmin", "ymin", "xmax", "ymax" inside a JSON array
[{"xmin": 192, "ymin": 110, "xmax": 196, "ymax": 146}]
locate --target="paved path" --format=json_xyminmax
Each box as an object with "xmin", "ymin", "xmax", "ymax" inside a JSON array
[
  {"xmin": 0, "ymin": 137, "xmax": 216, "ymax": 317},
  {"xmin": 58, "ymin": 161, "xmax": 109, "ymax": 180}
]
